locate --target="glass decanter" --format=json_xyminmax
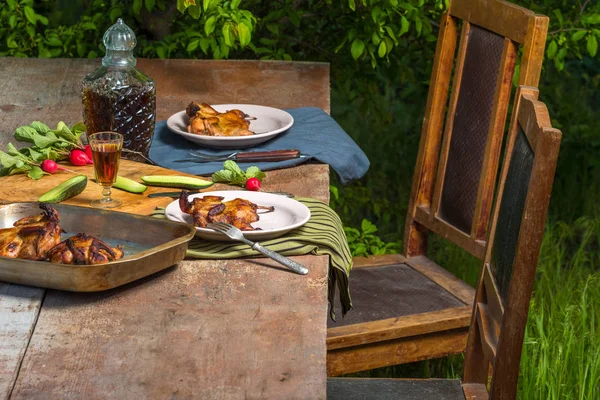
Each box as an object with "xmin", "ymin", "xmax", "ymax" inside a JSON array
[{"xmin": 82, "ymin": 18, "xmax": 156, "ymax": 163}]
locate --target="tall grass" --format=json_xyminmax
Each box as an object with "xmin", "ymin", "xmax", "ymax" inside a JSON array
[{"xmin": 518, "ymin": 218, "xmax": 600, "ymax": 399}]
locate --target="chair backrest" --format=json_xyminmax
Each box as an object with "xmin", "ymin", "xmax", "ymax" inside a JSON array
[
  {"xmin": 462, "ymin": 87, "xmax": 561, "ymax": 399},
  {"xmin": 403, "ymin": 0, "xmax": 549, "ymax": 260}
]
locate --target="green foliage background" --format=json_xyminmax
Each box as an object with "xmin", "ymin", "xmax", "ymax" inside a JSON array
[{"xmin": 1, "ymin": 0, "xmax": 599, "ymax": 398}]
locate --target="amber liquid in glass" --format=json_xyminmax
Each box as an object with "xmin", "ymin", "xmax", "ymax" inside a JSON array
[{"xmin": 92, "ymin": 143, "xmax": 122, "ymax": 186}]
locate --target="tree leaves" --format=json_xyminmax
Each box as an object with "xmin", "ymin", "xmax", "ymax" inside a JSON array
[
  {"xmin": 572, "ymin": 30, "xmax": 587, "ymax": 42},
  {"xmin": 587, "ymin": 35, "xmax": 598, "ymax": 57},
  {"xmin": 23, "ymin": 6, "xmax": 37, "ymax": 25},
  {"xmin": 377, "ymin": 40, "xmax": 386, "ymax": 58},
  {"xmin": 351, "ymin": 39, "xmax": 365, "ymax": 60},
  {"xmin": 237, "ymin": 23, "xmax": 251, "ymax": 47},
  {"xmin": 133, "ymin": 0, "xmax": 143, "ymax": 15},
  {"xmin": 145, "ymin": 0, "xmax": 156, "ymax": 13},
  {"xmin": 399, "ymin": 15, "xmax": 410, "ymax": 37},
  {"xmin": 205, "ymin": 16, "xmax": 216, "ymax": 36},
  {"xmin": 548, "ymin": 40, "xmax": 558, "ymax": 59}
]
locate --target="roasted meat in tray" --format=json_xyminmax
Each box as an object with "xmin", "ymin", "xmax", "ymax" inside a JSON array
[
  {"xmin": 48, "ymin": 233, "xmax": 124, "ymax": 265},
  {"xmin": 179, "ymin": 190, "xmax": 274, "ymax": 231},
  {"xmin": 0, "ymin": 203, "xmax": 61, "ymax": 261},
  {"xmin": 185, "ymin": 102, "xmax": 255, "ymax": 137},
  {"xmin": 0, "ymin": 203, "xmax": 123, "ymax": 265},
  {"xmin": 0, "ymin": 202, "xmax": 196, "ymax": 292}
]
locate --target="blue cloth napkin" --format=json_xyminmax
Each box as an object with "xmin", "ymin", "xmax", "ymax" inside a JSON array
[{"xmin": 148, "ymin": 107, "xmax": 369, "ymax": 184}]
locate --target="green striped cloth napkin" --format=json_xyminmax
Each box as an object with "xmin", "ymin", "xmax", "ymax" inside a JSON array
[{"xmin": 153, "ymin": 197, "xmax": 352, "ymax": 320}]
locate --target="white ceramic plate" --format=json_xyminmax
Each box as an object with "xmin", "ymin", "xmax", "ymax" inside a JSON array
[
  {"xmin": 165, "ymin": 190, "xmax": 310, "ymax": 241},
  {"xmin": 166, "ymin": 104, "xmax": 294, "ymax": 149}
]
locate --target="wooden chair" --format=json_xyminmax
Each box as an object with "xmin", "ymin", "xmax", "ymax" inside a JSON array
[
  {"xmin": 326, "ymin": 0, "xmax": 550, "ymax": 375},
  {"xmin": 328, "ymin": 87, "xmax": 561, "ymax": 399}
]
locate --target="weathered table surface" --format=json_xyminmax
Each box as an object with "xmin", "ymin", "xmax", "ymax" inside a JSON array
[{"xmin": 0, "ymin": 58, "xmax": 331, "ymax": 399}]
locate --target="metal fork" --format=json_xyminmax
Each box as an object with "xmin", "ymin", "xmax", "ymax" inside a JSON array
[
  {"xmin": 187, "ymin": 151, "xmax": 239, "ymax": 162},
  {"xmin": 206, "ymin": 222, "xmax": 308, "ymax": 275}
]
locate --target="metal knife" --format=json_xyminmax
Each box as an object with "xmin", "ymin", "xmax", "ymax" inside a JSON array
[{"xmin": 175, "ymin": 149, "xmax": 309, "ymax": 163}]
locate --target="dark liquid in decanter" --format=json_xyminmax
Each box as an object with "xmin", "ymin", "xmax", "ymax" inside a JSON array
[{"xmin": 83, "ymin": 84, "xmax": 155, "ymax": 163}]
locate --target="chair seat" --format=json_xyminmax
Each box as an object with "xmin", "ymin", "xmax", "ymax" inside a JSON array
[
  {"xmin": 329, "ymin": 262, "xmax": 465, "ymax": 328},
  {"xmin": 327, "ymin": 378, "xmax": 465, "ymax": 400}
]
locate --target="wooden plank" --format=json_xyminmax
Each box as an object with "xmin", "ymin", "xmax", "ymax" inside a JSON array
[
  {"xmin": 430, "ymin": 21, "xmax": 471, "ymax": 217},
  {"xmin": 482, "ymin": 263, "xmax": 504, "ymax": 323},
  {"xmin": 403, "ymin": 13, "xmax": 458, "ymax": 257},
  {"xmin": 462, "ymin": 383, "xmax": 489, "ymax": 399},
  {"xmin": 518, "ymin": 15, "xmax": 549, "ymax": 87},
  {"xmin": 139, "ymin": 59, "xmax": 331, "ymax": 114},
  {"xmin": 490, "ymin": 102, "xmax": 561, "ymax": 399},
  {"xmin": 0, "ymin": 58, "xmax": 330, "ymax": 152},
  {"xmin": 475, "ymin": 303, "xmax": 499, "ymax": 361},
  {"xmin": 327, "ymin": 328, "xmax": 468, "ymax": 376},
  {"xmin": 0, "ymin": 57, "xmax": 332, "ymax": 399},
  {"xmin": 327, "ymin": 306, "xmax": 472, "ymax": 350},
  {"xmin": 518, "ymin": 92, "xmax": 552, "ymax": 150},
  {"xmin": 465, "ymin": 90, "xmax": 561, "ymax": 397},
  {"xmin": 449, "ymin": 0, "xmax": 535, "ymax": 43},
  {"xmin": 0, "ymin": 160, "xmax": 330, "ymax": 215},
  {"xmin": 328, "ymin": 378, "xmax": 464, "ymax": 398},
  {"xmin": 11, "ymin": 256, "xmax": 329, "ymax": 399},
  {"xmin": 0, "ymin": 57, "xmax": 331, "ymax": 214},
  {"xmin": 414, "ymin": 206, "xmax": 486, "ymax": 260},
  {"xmin": 404, "ymin": 255, "xmax": 477, "ymax": 305},
  {"xmin": 482, "ymin": 87, "xmax": 538, "ymax": 263},
  {"xmin": 0, "ymin": 284, "xmax": 44, "ymax": 400},
  {"xmin": 351, "ymin": 254, "xmax": 406, "ymax": 269}
]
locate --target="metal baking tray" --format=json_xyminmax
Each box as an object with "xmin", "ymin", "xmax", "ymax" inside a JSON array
[{"xmin": 0, "ymin": 202, "xmax": 196, "ymax": 291}]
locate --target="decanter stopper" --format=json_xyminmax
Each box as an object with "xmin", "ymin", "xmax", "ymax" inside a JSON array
[{"xmin": 102, "ymin": 18, "xmax": 137, "ymax": 67}]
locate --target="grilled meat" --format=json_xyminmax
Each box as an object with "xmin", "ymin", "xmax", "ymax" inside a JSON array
[
  {"xmin": 0, "ymin": 203, "xmax": 62, "ymax": 261},
  {"xmin": 179, "ymin": 190, "xmax": 274, "ymax": 231},
  {"xmin": 179, "ymin": 192, "xmax": 226, "ymax": 227},
  {"xmin": 47, "ymin": 233, "xmax": 124, "ymax": 265},
  {"xmin": 209, "ymin": 198, "xmax": 262, "ymax": 231},
  {"xmin": 186, "ymin": 102, "xmax": 254, "ymax": 137}
]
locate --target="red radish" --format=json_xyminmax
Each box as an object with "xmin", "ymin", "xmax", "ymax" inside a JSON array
[
  {"xmin": 70, "ymin": 149, "xmax": 92, "ymax": 166},
  {"xmin": 84, "ymin": 145, "xmax": 93, "ymax": 162},
  {"xmin": 245, "ymin": 177, "xmax": 261, "ymax": 191},
  {"xmin": 41, "ymin": 159, "xmax": 59, "ymax": 173},
  {"xmin": 41, "ymin": 159, "xmax": 75, "ymax": 174}
]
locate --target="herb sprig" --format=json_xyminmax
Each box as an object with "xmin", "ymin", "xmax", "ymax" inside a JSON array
[
  {"xmin": 211, "ymin": 160, "xmax": 266, "ymax": 186},
  {"xmin": 0, "ymin": 121, "xmax": 85, "ymax": 180}
]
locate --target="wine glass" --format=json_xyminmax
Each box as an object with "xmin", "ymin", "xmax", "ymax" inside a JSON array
[{"xmin": 88, "ymin": 132, "xmax": 123, "ymax": 208}]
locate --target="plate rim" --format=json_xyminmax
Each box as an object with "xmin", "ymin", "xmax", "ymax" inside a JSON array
[
  {"xmin": 165, "ymin": 190, "xmax": 311, "ymax": 238},
  {"xmin": 166, "ymin": 104, "xmax": 294, "ymax": 142}
]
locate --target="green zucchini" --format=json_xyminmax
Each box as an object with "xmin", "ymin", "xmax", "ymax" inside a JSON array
[
  {"xmin": 38, "ymin": 175, "xmax": 88, "ymax": 203},
  {"xmin": 113, "ymin": 176, "xmax": 147, "ymax": 194},
  {"xmin": 140, "ymin": 175, "xmax": 213, "ymax": 190}
]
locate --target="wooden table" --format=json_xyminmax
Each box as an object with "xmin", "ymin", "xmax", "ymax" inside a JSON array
[{"xmin": 0, "ymin": 58, "xmax": 331, "ymax": 399}]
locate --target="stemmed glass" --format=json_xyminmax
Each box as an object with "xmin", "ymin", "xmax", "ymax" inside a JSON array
[{"xmin": 88, "ymin": 132, "xmax": 123, "ymax": 208}]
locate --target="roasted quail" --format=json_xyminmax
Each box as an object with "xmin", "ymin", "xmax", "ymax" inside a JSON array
[
  {"xmin": 186, "ymin": 102, "xmax": 254, "ymax": 137},
  {"xmin": 179, "ymin": 190, "xmax": 274, "ymax": 231},
  {"xmin": 179, "ymin": 194, "xmax": 225, "ymax": 228},
  {"xmin": 209, "ymin": 198, "xmax": 263, "ymax": 231},
  {"xmin": 47, "ymin": 233, "xmax": 124, "ymax": 265},
  {"xmin": 0, "ymin": 203, "xmax": 62, "ymax": 261}
]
